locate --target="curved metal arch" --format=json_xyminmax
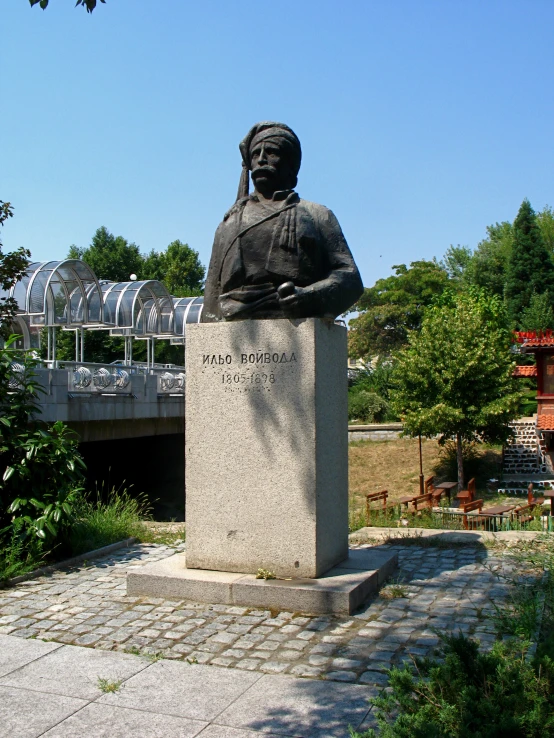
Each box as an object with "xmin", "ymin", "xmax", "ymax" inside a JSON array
[
  {"xmin": 170, "ymin": 296, "xmax": 204, "ymax": 344},
  {"xmin": 101, "ymin": 280, "xmax": 176, "ymax": 337},
  {"xmin": 11, "ymin": 259, "xmax": 105, "ymax": 328}
]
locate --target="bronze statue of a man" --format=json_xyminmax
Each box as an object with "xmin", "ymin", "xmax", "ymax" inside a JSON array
[{"xmin": 202, "ymin": 122, "xmax": 363, "ymax": 322}]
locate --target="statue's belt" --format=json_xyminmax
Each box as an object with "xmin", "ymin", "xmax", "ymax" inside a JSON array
[{"xmin": 219, "ymin": 284, "xmax": 279, "ymax": 318}]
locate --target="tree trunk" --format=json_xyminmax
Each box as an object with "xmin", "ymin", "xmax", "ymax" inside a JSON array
[{"xmin": 456, "ymin": 432, "xmax": 465, "ymax": 490}]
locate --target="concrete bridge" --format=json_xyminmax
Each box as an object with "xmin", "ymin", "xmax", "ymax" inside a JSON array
[
  {"xmin": 35, "ymin": 361, "xmax": 184, "ymax": 442},
  {"xmin": 31, "ymin": 361, "xmax": 187, "ymax": 520},
  {"xmin": 1, "ymin": 259, "xmax": 206, "ymax": 520}
]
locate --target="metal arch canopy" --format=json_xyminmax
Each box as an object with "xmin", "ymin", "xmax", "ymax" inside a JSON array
[
  {"xmin": 1, "ymin": 258, "xmax": 205, "ymax": 347},
  {"xmin": 0, "ymin": 259, "xmax": 105, "ymax": 328},
  {"xmin": 101, "ymin": 280, "xmax": 176, "ymax": 338},
  {"xmin": 170, "ymin": 296, "xmax": 204, "ymax": 344}
]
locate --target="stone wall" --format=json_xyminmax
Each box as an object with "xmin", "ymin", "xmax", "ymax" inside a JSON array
[
  {"xmin": 503, "ymin": 418, "xmax": 545, "ymax": 475},
  {"xmin": 348, "ymin": 423, "xmax": 403, "ymax": 443}
]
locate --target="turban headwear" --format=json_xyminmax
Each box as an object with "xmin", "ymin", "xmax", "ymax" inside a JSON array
[{"xmin": 236, "ymin": 122, "xmax": 302, "ymax": 201}]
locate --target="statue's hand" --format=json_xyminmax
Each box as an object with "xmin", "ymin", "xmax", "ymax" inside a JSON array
[{"xmin": 278, "ymin": 284, "xmax": 315, "ymax": 316}]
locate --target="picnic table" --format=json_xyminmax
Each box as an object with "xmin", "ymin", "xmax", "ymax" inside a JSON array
[
  {"xmin": 434, "ymin": 481, "xmax": 457, "ymax": 504},
  {"xmin": 482, "ymin": 503, "xmax": 516, "ymax": 515},
  {"xmin": 480, "ymin": 502, "xmax": 516, "ymax": 531},
  {"xmin": 543, "ymin": 490, "xmax": 554, "ymax": 516}
]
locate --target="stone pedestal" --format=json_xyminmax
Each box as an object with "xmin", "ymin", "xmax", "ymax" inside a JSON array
[
  {"xmin": 127, "ymin": 548, "xmax": 398, "ymax": 616},
  {"xmin": 184, "ymin": 318, "xmax": 349, "ymax": 579}
]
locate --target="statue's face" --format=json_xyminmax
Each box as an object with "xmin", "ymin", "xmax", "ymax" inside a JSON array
[{"xmin": 250, "ymin": 139, "xmax": 289, "ymax": 194}]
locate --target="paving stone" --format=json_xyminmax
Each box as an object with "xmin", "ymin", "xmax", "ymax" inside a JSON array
[
  {"xmin": 278, "ymin": 650, "xmax": 303, "ymax": 661},
  {"xmin": 0, "ymin": 540, "xmax": 524, "ymax": 687},
  {"xmin": 290, "ymin": 664, "xmax": 323, "ymax": 677},
  {"xmin": 324, "ymin": 670, "xmax": 358, "ymax": 682},
  {"xmin": 260, "ymin": 661, "xmax": 289, "ymax": 674},
  {"xmin": 359, "ymin": 670, "xmax": 389, "ymax": 686},
  {"xmin": 308, "ymin": 655, "xmax": 330, "ymax": 666},
  {"xmin": 250, "ymin": 650, "xmax": 273, "ymax": 660},
  {"xmin": 0, "ymin": 643, "xmax": 148, "ymax": 699},
  {"xmin": 0, "ymin": 684, "xmax": 87, "ymax": 738},
  {"xmin": 219, "ymin": 648, "xmax": 245, "ymax": 659},
  {"xmin": 186, "ymin": 651, "xmax": 212, "ymax": 664},
  {"xmin": 216, "ymin": 673, "xmax": 371, "ymax": 736},
  {"xmin": 284, "ymin": 639, "xmax": 308, "ymax": 651},
  {"xmin": 208, "ymin": 631, "xmax": 240, "ymax": 645}
]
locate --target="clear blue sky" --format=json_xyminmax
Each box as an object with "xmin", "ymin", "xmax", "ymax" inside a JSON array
[{"xmin": 3, "ymin": 0, "xmax": 554, "ymax": 288}]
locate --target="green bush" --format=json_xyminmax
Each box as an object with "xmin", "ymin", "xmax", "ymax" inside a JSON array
[
  {"xmin": 351, "ymin": 633, "xmax": 554, "ymax": 738},
  {"xmin": 349, "ymin": 361, "xmax": 394, "ymax": 399},
  {"xmin": 0, "ymin": 337, "xmax": 86, "ymax": 545},
  {"xmin": 348, "ymin": 390, "xmax": 389, "ymax": 423}
]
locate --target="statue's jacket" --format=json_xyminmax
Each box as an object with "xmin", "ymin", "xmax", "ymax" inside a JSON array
[{"xmin": 202, "ymin": 191, "xmax": 363, "ymax": 322}]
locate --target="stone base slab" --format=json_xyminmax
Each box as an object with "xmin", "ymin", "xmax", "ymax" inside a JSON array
[{"xmin": 127, "ymin": 548, "xmax": 398, "ymax": 615}]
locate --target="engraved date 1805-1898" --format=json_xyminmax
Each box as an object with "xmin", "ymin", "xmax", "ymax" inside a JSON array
[{"xmin": 222, "ymin": 372, "xmax": 275, "ymax": 385}]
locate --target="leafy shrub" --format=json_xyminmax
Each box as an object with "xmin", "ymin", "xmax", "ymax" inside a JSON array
[
  {"xmin": 0, "ymin": 337, "xmax": 85, "ymax": 544},
  {"xmin": 348, "ymin": 390, "xmax": 389, "ymax": 423},
  {"xmin": 434, "ymin": 439, "xmax": 501, "ymax": 487},
  {"xmin": 351, "ymin": 633, "xmax": 554, "ymax": 738},
  {"xmin": 350, "ymin": 361, "xmax": 395, "ymax": 399}
]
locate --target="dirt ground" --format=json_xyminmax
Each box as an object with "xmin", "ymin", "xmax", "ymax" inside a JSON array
[
  {"xmin": 348, "ymin": 437, "xmax": 503, "ymax": 513},
  {"xmin": 349, "ymin": 437, "xmax": 440, "ymax": 506}
]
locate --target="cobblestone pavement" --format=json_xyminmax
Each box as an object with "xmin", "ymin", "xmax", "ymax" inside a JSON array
[{"xmin": 0, "ymin": 541, "xmax": 516, "ymax": 686}]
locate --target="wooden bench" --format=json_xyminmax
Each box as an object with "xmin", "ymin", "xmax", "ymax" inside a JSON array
[
  {"xmin": 399, "ymin": 492, "xmax": 421, "ymax": 510},
  {"xmin": 511, "ymin": 492, "xmax": 542, "ymax": 526},
  {"xmin": 412, "ymin": 492, "xmax": 434, "ymax": 512},
  {"xmin": 424, "ymin": 475, "xmax": 448, "ymax": 505},
  {"xmin": 456, "ymin": 478, "xmax": 476, "ymax": 506},
  {"xmin": 365, "ymin": 490, "xmax": 388, "ymax": 521},
  {"xmin": 527, "ymin": 483, "xmax": 545, "ymax": 506},
  {"xmin": 511, "ymin": 503, "xmax": 535, "ymax": 526},
  {"xmin": 460, "ymin": 498, "xmax": 484, "ymax": 530}
]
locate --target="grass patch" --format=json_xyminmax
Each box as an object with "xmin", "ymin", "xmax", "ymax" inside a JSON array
[
  {"xmin": 137, "ymin": 522, "xmax": 186, "ymax": 546},
  {"xmin": 0, "ymin": 526, "xmax": 45, "ymax": 582},
  {"xmin": 492, "ymin": 534, "xmax": 554, "ymax": 660},
  {"xmin": 97, "ymin": 677, "xmax": 123, "ymax": 694},
  {"xmin": 67, "ymin": 486, "xmax": 151, "ymax": 556},
  {"xmin": 380, "ymin": 578, "xmax": 408, "ymax": 599}
]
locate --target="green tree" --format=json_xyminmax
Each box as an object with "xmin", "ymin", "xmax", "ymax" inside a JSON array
[
  {"xmin": 69, "ymin": 226, "xmax": 143, "ymax": 283},
  {"xmin": 142, "ymin": 240, "xmax": 205, "ymax": 296},
  {"xmin": 30, "ymin": 0, "xmax": 105, "ymax": 12},
  {"xmin": 536, "ymin": 204, "xmax": 554, "ymax": 254},
  {"xmin": 391, "ymin": 288, "xmax": 521, "ymax": 489},
  {"xmin": 520, "ymin": 291, "xmax": 554, "ymax": 332},
  {"xmin": 0, "ymin": 202, "xmax": 30, "ymax": 338},
  {"xmin": 505, "ymin": 199, "xmax": 554, "ymax": 325},
  {"xmin": 452, "ymin": 221, "xmax": 514, "ymax": 296},
  {"xmin": 441, "ymin": 244, "xmax": 473, "ymax": 284},
  {"xmin": 348, "ymin": 260, "xmax": 450, "ymax": 360}
]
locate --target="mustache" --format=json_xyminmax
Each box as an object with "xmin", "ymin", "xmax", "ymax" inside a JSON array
[{"xmin": 252, "ymin": 165, "xmax": 277, "ymax": 178}]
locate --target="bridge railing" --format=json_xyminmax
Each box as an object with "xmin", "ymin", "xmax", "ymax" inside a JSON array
[{"xmin": 37, "ymin": 360, "xmax": 186, "ymax": 395}]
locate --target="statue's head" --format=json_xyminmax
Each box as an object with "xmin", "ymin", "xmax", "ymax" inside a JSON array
[{"xmin": 237, "ymin": 122, "xmax": 302, "ymax": 200}]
